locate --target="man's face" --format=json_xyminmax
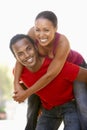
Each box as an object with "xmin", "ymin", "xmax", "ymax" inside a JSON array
[{"xmin": 12, "ymin": 38, "xmax": 38, "ymax": 68}]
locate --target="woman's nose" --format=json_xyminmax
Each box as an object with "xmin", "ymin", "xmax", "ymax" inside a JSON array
[{"xmin": 39, "ymin": 31, "xmax": 44, "ymax": 37}]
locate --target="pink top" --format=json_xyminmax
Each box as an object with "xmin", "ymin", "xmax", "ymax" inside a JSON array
[{"xmin": 36, "ymin": 32, "xmax": 84, "ymax": 65}]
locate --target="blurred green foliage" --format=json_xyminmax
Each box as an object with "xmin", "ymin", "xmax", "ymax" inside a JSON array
[{"xmin": 0, "ymin": 65, "xmax": 13, "ymax": 111}]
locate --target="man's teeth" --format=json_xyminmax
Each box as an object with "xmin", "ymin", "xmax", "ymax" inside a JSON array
[{"xmin": 28, "ymin": 58, "xmax": 33, "ymax": 63}]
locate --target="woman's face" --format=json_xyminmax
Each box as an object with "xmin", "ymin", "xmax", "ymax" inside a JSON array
[{"xmin": 34, "ymin": 18, "xmax": 57, "ymax": 47}]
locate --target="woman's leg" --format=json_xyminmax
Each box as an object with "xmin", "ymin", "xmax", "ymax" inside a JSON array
[
  {"xmin": 74, "ymin": 81, "xmax": 87, "ymax": 130},
  {"xmin": 73, "ymin": 61, "xmax": 87, "ymax": 130},
  {"xmin": 63, "ymin": 100, "xmax": 81, "ymax": 130},
  {"xmin": 25, "ymin": 94, "xmax": 41, "ymax": 130}
]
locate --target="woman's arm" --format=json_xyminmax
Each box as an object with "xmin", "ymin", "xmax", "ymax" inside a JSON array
[
  {"xmin": 13, "ymin": 65, "xmax": 87, "ymax": 103},
  {"xmin": 27, "ymin": 27, "xmax": 36, "ymax": 41},
  {"xmin": 27, "ymin": 30, "xmax": 70, "ymax": 95}
]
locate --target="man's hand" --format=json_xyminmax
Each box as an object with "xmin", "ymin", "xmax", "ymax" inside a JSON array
[{"xmin": 13, "ymin": 88, "xmax": 29, "ymax": 103}]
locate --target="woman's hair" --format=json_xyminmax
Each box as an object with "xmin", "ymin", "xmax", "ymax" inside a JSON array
[
  {"xmin": 35, "ymin": 10, "xmax": 58, "ymax": 28},
  {"xmin": 9, "ymin": 34, "xmax": 35, "ymax": 56}
]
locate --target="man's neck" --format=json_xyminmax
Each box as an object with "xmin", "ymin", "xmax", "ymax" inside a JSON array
[{"xmin": 27, "ymin": 57, "xmax": 45, "ymax": 72}]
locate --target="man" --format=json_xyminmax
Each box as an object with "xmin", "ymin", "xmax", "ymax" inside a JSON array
[{"xmin": 9, "ymin": 34, "xmax": 87, "ymax": 130}]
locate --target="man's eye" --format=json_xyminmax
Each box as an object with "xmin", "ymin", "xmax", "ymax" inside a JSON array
[
  {"xmin": 18, "ymin": 52, "xmax": 23, "ymax": 56},
  {"xmin": 35, "ymin": 28, "xmax": 40, "ymax": 32}
]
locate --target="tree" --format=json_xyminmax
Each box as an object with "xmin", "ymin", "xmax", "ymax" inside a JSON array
[{"xmin": 0, "ymin": 65, "xmax": 13, "ymax": 114}]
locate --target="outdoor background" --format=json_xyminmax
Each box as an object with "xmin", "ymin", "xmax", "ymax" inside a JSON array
[{"xmin": 0, "ymin": 0, "xmax": 87, "ymax": 129}]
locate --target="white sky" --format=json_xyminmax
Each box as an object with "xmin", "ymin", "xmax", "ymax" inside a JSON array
[
  {"xmin": 0, "ymin": 0, "xmax": 87, "ymax": 69},
  {"xmin": 0, "ymin": 1, "xmax": 87, "ymax": 128}
]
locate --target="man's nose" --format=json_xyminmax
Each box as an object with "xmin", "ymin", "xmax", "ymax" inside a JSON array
[{"xmin": 24, "ymin": 52, "xmax": 29, "ymax": 57}]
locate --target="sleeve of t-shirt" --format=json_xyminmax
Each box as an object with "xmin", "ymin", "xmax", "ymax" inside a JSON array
[{"xmin": 60, "ymin": 61, "xmax": 80, "ymax": 82}]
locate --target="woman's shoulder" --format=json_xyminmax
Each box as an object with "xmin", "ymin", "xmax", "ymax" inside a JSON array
[
  {"xmin": 27, "ymin": 26, "xmax": 36, "ymax": 41},
  {"xmin": 56, "ymin": 32, "xmax": 68, "ymax": 42},
  {"xmin": 55, "ymin": 32, "xmax": 69, "ymax": 47},
  {"xmin": 54, "ymin": 32, "xmax": 70, "ymax": 56}
]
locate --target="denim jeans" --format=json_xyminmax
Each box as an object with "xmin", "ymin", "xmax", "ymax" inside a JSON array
[
  {"xmin": 73, "ymin": 61, "xmax": 87, "ymax": 130},
  {"xmin": 36, "ymin": 100, "xmax": 81, "ymax": 130},
  {"xmin": 25, "ymin": 94, "xmax": 41, "ymax": 130}
]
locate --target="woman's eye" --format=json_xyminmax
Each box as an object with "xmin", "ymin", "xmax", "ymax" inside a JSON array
[
  {"xmin": 27, "ymin": 46, "xmax": 31, "ymax": 51},
  {"xmin": 45, "ymin": 29, "xmax": 49, "ymax": 32}
]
